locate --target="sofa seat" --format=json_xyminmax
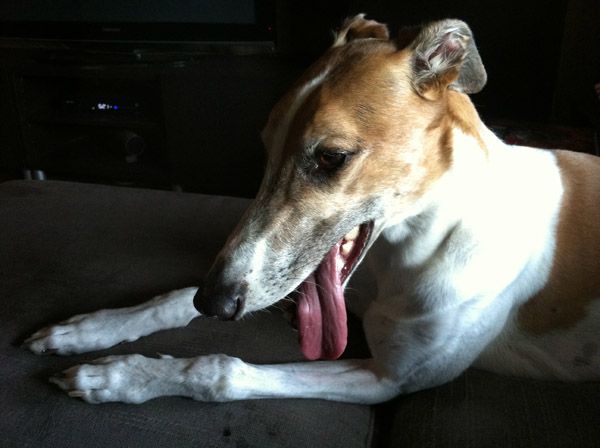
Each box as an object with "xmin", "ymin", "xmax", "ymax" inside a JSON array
[
  {"xmin": 0, "ymin": 180, "xmax": 373, "ymax": 448},
  {"xmin": 1, "ymin": 180, "xmax": 599, "ymax": 448}
]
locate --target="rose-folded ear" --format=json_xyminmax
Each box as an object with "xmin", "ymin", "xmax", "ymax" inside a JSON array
[
  {"xmin": 410, "ymin": 19, "xmax": 487, "ymax": 100},
  {"xmin": 333, "ymin": 14, "xmax": 389, "ymax": 47}
]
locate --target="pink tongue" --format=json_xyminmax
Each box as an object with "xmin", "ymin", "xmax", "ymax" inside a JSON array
[{"xmin": 296, "ymin": 242, "xmax": 348, "ymax": 360}]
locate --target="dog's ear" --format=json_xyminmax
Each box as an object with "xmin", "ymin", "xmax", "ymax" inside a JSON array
[
  {"xmin": 333, "ymin": 14, "xmax": 389, "ymax": 47},
  {"xmin": 409, "ymin": 19, "xmax": 487, "ymax": 100}
]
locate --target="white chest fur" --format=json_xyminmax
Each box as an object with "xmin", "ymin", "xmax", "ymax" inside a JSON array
[{"xmin": 361, "ymin": 129, "xmax": 566, "ymax": 388}]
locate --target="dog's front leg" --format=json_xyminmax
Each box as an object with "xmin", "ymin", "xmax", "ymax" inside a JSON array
[
  {"xmin": 51, "ymin": 355, "xmax": 399, "ymax": 404},
  {"xmin": 25, "ymin": 287, "xmax": 200, "ymax": 355}
]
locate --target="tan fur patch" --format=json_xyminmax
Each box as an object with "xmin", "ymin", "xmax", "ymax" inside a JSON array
[
  {"xmin": 315, "ymin": 46, "xmax": 451, "ymax": 202},
  {"xmin": 260, "ymin": 35, "xmax": 488, "ymax": 251},
  {"xmin": 518, "ymin": 151, "xmax": 600, "ymax": 334},
  {"xmin": 445, "ymin": 91, "xmax": 486, "ymax": 149}
]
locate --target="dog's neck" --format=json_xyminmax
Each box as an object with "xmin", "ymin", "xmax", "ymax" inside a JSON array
[{"xmin": 379, "ymin": 92, "xmax": 507, "ymax": 268}]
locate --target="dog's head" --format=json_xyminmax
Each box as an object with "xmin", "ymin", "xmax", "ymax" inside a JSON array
[{"xmin": 194, "ymin": 15, "xmax": 487, "ymax": 359}]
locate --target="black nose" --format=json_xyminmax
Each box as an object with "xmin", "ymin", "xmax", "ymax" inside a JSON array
[{"xmin": 193, "ymin": 287, "xmax": 244, "ymax": 320}]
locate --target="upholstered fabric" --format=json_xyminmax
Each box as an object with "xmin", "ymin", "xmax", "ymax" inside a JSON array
[
  {"xmin": 1, "ymin": 180, "xmax": 599, "ymax": 448},
  {"xmin": 379, "ymin": 368, "xmax": 600, "ymax": 447},
  {"xmin": 0, "ymin": 180, "xmax": 373, "ymax": 448}
]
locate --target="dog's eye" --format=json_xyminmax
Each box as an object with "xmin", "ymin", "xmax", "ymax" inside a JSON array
[{"xmin": 315, "ymin": 150, "xmax": 347, "ymax": 173}]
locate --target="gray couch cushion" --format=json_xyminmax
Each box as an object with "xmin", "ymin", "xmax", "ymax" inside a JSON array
[
  {"xmin": 0, "ymin": 180, "xmax": 374, "ymax": 448},
  {"xmin": 3, "ymin": 180, "xmax": 600, "ymax": 448},
  {"xmin": 385, "ymin": 368, "xmax": 600, "ymax": 448}
]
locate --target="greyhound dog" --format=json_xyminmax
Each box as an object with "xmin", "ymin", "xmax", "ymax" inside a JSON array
[{"xmin": 26, "ymin": 15, "xmax": 600, "ymax": 404}]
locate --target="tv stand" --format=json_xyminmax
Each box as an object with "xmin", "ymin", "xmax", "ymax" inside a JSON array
[{"xmin": 0, "ymin": 37, "xmax": 297, "ymax": 197}]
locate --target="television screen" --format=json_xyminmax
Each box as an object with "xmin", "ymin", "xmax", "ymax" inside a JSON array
[{"xmin": 0, "ymin": 0, "xmax": 275, "ymax": 43}]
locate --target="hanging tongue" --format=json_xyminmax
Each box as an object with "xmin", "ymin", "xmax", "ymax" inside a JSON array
[{"xmin": 296, "ymin": 241, "xmax": 347, "ymax": 360}]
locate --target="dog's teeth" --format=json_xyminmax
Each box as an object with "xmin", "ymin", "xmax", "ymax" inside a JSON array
[
  {"xmin": 341, "ymin": 240, "xmax": 354, "ymax": 256},
  {"xmin": 344, "ymin": 226, "xmax": 360, "ymax": 242}
]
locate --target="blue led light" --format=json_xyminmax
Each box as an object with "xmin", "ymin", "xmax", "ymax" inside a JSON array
[{"xmin": 95, "ymin": 102, "xmax": 120, "ymax": 111}]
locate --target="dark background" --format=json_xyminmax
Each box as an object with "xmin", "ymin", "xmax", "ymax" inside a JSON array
[{"xmin": 0, "ymin": 0, "xmax": 598, "ymax": 197}]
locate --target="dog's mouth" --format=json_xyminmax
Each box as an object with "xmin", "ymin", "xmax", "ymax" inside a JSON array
[{"xmin": 294, "ymin": 221, "xmax": 373, "ymax": 360}]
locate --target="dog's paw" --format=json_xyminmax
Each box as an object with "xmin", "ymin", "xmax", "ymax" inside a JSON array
[
  {"xmin": 24, "ymin": 310, "xmax": 140, "ymax": 355},
  {"xmin": 50, "ymin": 354, "xmax": 162, "ymax": 404}
]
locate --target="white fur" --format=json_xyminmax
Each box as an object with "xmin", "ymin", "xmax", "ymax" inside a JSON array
[
  {"xmin": 26, "ymin": 288, "xmax": 199, "ymax": 355},
  {"xmin": 31, "ymin": 126, "xmax": 580, "ymax": 404},
  {"xmin": 26, "ymin": 43, "xmax": 597, "ymax": 405},
  {"xmin": 477, "ymin": 301, "xmax": 600, "ymax": 381},
  {"xmin": 361, "ymin": 129, "xmax": 565, "ymax": 392}
]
